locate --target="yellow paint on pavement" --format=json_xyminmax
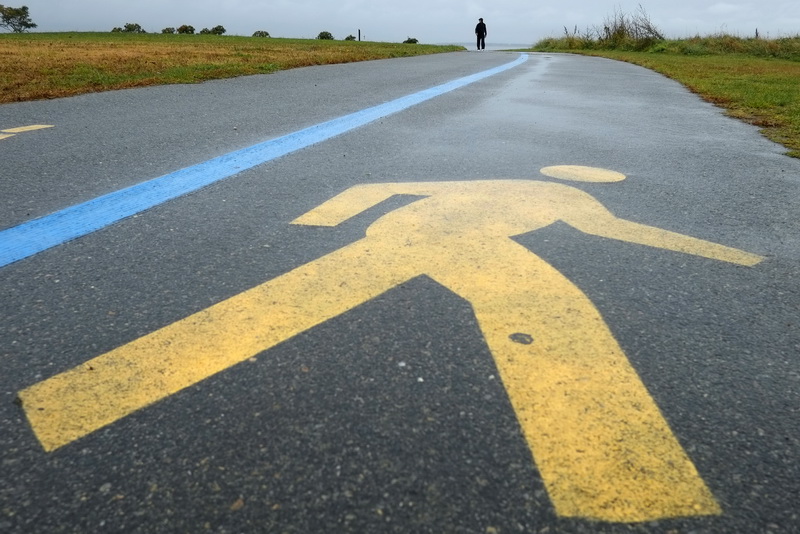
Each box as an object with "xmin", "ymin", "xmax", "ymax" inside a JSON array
[
  {"xmin": 19, "ymin": 166, "xmax": 764, "ymax": 522},
  {"xmin": 540, "ymin": 165, "xmax": 626, "ymax": 182},
  {"xmin": 1, "ymin": 124, "xmax": 54, "ymax": 141},
  {"xmin": 1, "ymin": 124, "xmax": 54, "ymax": 134}
]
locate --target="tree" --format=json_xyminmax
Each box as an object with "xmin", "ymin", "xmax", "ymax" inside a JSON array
[
  {"xmin": 252, "ymin": 30, "xmax": 270, "ymax": 38},
  {"xmin": 200, "ymin": 25, "xmax": 225, "ymax": 35},
  {"xmin": 0, "ymin": 4, "xmax": 37, "ymax": 33},
  {"xmin": 112, "ymin": 22, "xmax": 146, "ymax": 33},
  {"xmin": 162, "ymin": 27, "xmax": 176, "ymax": 34},
  {"xmin": 177, "ymin": 24, "xmax": 195, "ymax": 34},
  {"xmin": 403, "ymin": 37, "xmax": 419, "ymax": 44},
  {"xmin": 316, "ymin": 31, "xmax": 333, "ymax": 40},
  {"xmin": 344, "ymin": 34, "xmax": 356, "ymax": 41}
]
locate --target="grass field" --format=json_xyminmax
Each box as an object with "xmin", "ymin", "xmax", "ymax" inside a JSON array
[
  {"xmin": 532, "ymin": 33, "xmax": 800, "ymax": 158},
  {"xmin": 0, "ymin": 32, "xmax": 463, "ymax": 103}
]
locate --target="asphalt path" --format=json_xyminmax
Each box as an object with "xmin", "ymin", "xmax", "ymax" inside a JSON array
[{"xmin": 1, "ymin": 51, "xmax": 799, "ymax": 533}]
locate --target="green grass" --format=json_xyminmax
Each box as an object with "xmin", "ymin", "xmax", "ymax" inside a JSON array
[
  {"xmin": 0, "ymin": 32, "xmax": 464, "ymax": 103},
  {"xmin": 532, "ymin": 35, "xmax": 800, "ymax": 157}
]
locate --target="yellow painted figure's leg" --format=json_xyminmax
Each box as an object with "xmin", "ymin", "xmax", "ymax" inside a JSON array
[
  {"xmin": 429, "ymin": 238, "xmax": 721, "ymax": 522},
  {"xmin": 19, "ymin": 240, "xmax": 416, "ymax": 452}
]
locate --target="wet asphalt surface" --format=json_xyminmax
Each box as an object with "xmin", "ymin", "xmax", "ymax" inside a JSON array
[{"xmin": 1, "ymin": 51, "xmax": 799, "ymax": 533}]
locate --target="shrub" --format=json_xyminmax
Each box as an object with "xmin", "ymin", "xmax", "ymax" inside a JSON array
[
  {"xmin": 596, "ymin": 6, "xmax": 663, "ymax": 51},
  {"xmin": 252, "ymin": 30, "xmax": 270, "ymax": 38},
  {"xmin": 316, "ymin": 31, "xmax": 334, "ymax": 40},
  {"xmin": 177, "ymin": 24, "xmax": 195, "ymax": 34},
  {"xmin": 113, "ymin": 22, "xmax": 146, "ymax": 34},
  {"xmin": 344, "ymin": 34, "xmax": 356, "ymax": 41},
  {"xmin": 200, "ymin": 25, "xmax": 226, "ymax": 35},
  {"xmin": 533, "ymin": 6, "xmax": 664, "ymax": 52},
  {"xmin": 162, "ymin": 27, "xmax": 176, "ymax": 34},
  {"xmin": 403, "ymin": 37, "xmax": 418, "ymax": 44}
]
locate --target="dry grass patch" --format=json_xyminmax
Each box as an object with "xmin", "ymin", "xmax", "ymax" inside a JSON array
[{"xmin": 0, "ymin": 33, "xmax": 464, "ymax": 103}]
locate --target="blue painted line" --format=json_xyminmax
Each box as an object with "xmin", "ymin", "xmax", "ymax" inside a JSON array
[{"xmin": 0, "ymin": 53, "xmax": 528, "ymax": 268}]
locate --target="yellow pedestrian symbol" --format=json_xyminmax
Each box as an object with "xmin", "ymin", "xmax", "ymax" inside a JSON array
[{"xmin": 19, "ymin": 165, "xmax": 763, "ymax": 522}]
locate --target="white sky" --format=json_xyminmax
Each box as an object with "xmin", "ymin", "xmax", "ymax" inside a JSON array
[{"xmin": 16, "ymin": 1, "xmax": 800, "ymax": 44}]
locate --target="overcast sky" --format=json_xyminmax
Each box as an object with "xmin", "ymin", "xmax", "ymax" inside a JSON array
[{"xmin": 18, "ymin": 1, "xmax": 800, "ymax": 45}]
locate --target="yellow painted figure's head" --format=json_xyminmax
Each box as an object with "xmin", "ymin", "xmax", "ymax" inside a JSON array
[{"xmin": 540, "ymin": 165, "xmax": 626, "ymax": 183}]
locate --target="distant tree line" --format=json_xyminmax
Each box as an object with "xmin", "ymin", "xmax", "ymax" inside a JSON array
[
  {"xmin": 111, "ymin": 23, "xmax": 228, "ymax": 35},
  {"xmin": 110, "ymin": 23, "xmax": 273, "ymax": 38},
  {"xmin": 108, "ymin": 23, "xmax": 418, "ymax": 43}
]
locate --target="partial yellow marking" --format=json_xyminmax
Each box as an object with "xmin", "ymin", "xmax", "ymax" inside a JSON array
[
  {"xmin": 1, "ymin": 124, "xmax": 54, "ymax": 134},
  {"xmin": 541, "ymin": 165, "xmax": 627, "ymax": 182},
  {"xmin": 20, "ymin": 168, "xmax": 763, "ymax": 522},
  {"xmin": 0, "ymin": 133, "xmax": 15, "ymax": 141}
]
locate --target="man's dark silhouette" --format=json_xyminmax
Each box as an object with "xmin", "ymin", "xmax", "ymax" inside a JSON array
[{"xmin": 475, "ymin": 17, "xmax": 487, "ymax": 50}]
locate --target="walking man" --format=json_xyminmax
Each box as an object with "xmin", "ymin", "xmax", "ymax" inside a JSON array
[{"xmin": 475, "ymin": 17, "xmax": 487, "ymax": 50}]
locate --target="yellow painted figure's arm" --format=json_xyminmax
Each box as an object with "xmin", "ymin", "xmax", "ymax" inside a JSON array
[
  {"xmin": 564, "ymin": 204, "xmax": 764, "ymax": 267},
  {"xmin": 291, "ymin": 182, "xmax": 453, "ymax": 227}
]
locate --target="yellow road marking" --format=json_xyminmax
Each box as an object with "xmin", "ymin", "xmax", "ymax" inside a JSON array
[
  {"xmin": 540, "ymin": 165, "xmax": 626, "ymax": 182},
  {"xmin": 1, "ymin": 124, "xmax": 54, "ymax": 134},
  {"xmin": 1, "ymin": 124, "xmax": 54, "ymax": 142},
  {"xmin": 19, "ymin": 166, "xmax": 763, "ymax": 522}
]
